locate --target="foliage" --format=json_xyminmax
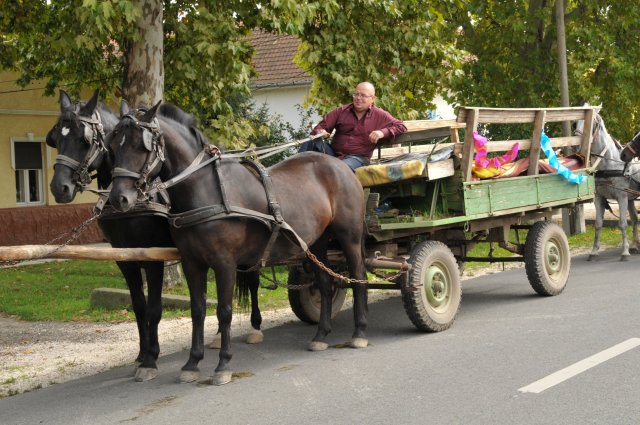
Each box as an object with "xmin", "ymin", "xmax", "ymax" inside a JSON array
[
  {"xmin": 261, "ymin": 0, "xmax": 467, "ymax": 120},
  {"xmin": 449, "ymin": 0, "xmax": 640, "ymax": 141}
]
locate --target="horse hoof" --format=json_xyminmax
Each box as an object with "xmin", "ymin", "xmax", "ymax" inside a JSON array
[
  {"xmin": 349, "ymin": 338, "xmax": 368, "ymax": 349},
  {"xmin": 178, "ymin": 370, "xmax": 200, "ymax": 383},
  {"xmin": 621, "ymin": 255, "xmax": 630, "ymax": 262},
  {"xmin": 587, "ymin": 255, "xmax": 598, "ymax": 262},
  {"xmin": 134, "ymin": 367, "xmax": 158, "ymax": 382},
  {"xmin": 212, "ymin": 371, "xmax": 233, "ymax": 386},
  {"xmin": 246, "ymin": 329, "xmax": 264, "ymax": 345},
  {"xmin": 208, "ymin": 335, "xmax": 222, "ymax": 350},
  {"xmin": 308, "ymin": 341, "xmax": 329, "ymax": 352}
]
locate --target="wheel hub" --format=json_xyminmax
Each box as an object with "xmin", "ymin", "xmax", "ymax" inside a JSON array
[
  {"xmin": 545, "ymin": 240, "xmax": 561, "ymax": 275},
  {"xmin": 425, "ymin": 265, "xmax": 449, "ymax": 307}
]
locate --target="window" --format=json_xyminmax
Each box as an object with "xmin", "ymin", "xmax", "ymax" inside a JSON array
[{"xmin": 13, "ymin": 141, "xmax": 44, "ymax": 205}]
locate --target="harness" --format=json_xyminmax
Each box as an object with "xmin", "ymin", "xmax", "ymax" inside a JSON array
[
  {"xmin": 55, "ymin": 110, "xmax": 107, "ymax": 187},
  {"xmin": 115, "ymin": 114, "xmax": 309, "ymax": 270},
  {"xmin": 54, "ymin": 108, "xmax": 170, "ymax": 218}
]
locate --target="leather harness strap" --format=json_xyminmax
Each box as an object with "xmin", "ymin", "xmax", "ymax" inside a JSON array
[{"xmin": 166, "ymin": 156, "xmax": 309, "ymax": 269}]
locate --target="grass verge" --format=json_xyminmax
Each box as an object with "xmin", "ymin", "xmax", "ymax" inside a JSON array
[{"xmin": 0, "ymin": 223, "xmax": 625, "ymax": 322}]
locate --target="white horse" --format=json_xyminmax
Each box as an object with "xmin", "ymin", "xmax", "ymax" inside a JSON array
[{"xmin": 578, "ymin": 114, "xmax": 640, "ymax": 261}]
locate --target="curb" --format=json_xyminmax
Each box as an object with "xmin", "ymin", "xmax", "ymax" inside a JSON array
[{"xmin": 90, "ymin": 287, "xmax": 216, "ymax": 310}]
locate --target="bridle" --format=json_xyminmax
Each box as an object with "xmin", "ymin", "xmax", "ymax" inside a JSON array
[
  {"xmin": 54, "ymin": 109, "xmax": 107, "ymax": 189},
  {"xmin": 111, "ymin": 113, "xmax": 166, "ymax": 200}
]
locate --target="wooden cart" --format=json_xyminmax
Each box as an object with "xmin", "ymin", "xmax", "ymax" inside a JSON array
[{"xmin": 287, "ymin": 106, "xmax": 597, "ymax": 331}]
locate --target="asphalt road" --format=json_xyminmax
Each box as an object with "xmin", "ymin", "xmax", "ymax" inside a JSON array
[{"xmin": 2, "ymin": 248, "xmax": 640, "ymax": 425}]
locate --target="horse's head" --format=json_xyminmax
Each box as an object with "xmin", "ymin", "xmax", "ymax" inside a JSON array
[
  {"xmin": 620, "ymin": 130, "xmax": 640, "ymax": 163},
  {"xmin": 47, "ymin": 90, "xmax": 110, "ymax": 203},
  {"xmin": 108, "ymin": 100, "xmax": 165, "ymax": 212},
  {"xmin": 577, "ymin": 113, "xmax": 623, "ymax": 168}
]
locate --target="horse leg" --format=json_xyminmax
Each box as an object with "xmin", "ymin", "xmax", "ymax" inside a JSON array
[
  {"xmin": 246, "ymin": 270, "xmax": 264, "ymax": 344},
  {"xmin": 308, "ymin": 239, "xmax": 334, "ymax": 352},
  {"xmin": 209, "ymin": 270, "xmax": 263, "ymax": 349},
  {"xmin": 589, "ymin": 195, "xmax": 605, "ymax": 261},
  {"xmin": 618, "ymin": 195, "xmax": 630, "ymax": 260},
  {"xmin": 336, "ymin": 226, "xmax": 369, "ymax": 348},
  {"xmin": 134, "ymin": 261, "xmax": 164, "ymax": 382},
  {"xmin": 116, "ymin": 262, "xmax": 148, "ymax": 369},
  {"xmin": 209, "ymin": 265, "xmax": 236, "ymax": 385},
  {"xmin": 178, "ymin": 261, "xmax": 208, "ymax": 383},
  {"xmin": 628, "ymin": 199, "xmax": 639, "ymax": 254}
]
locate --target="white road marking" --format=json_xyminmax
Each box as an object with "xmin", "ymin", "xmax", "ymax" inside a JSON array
[{"xmin": 519, "ymin": 337, "xmax": 640, "ymax": 394}]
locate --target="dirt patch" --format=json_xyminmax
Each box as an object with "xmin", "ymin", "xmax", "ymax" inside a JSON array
[{"xmin": 0, "ymin": 250, "xmax": 596, "ymax": 398}]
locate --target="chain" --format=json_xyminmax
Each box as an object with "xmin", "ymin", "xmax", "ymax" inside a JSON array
[
  {"xmin": 0, "ymin": 209, "xmax": 102, "ymax": 268},
  {"xmin": 305, "ymin": 251, "xmax": 408, "ymax": 286}
]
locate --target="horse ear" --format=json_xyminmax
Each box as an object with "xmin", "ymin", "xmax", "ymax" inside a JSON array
[
  {"xmin": 140, "ymin": 100, "xmax": 162, "ymax": 123},
  {"xmin": 120, "ymin": 99, "xmax": 130, "ymax": 117},
  {"xmin": 59, "ymin": 90, "xmax": 73, "ymax": 113},
  {"xmin": 79, "ymin": 90, "xmax": 99, "ymax": 117}
]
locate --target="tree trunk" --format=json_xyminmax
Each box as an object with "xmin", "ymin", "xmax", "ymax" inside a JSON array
[{"xmin": 123, "ymin": 0, "xmax": 164, "ymax": 107}]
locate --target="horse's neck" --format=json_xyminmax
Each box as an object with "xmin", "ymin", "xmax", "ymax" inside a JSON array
[
  {"xmin": 95, "ymin": 154, "xmax": 113, "ymax": 190},
  {"xmin": 161, "ymin": 137, "xmax": 225, "ymax": 212}
]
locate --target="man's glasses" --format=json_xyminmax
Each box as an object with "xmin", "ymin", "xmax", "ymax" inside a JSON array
[{"xmin": 352, "ymin": 93, "xmax": 373, "ymax": 99}]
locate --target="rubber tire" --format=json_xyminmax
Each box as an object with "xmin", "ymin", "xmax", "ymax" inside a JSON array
[
  {"xmin": 524, "ymin": 221, "xmax": 570, "ymax": 296},
  {"xmin": 287, "ymin": 266, "xmax": 347, "ymax": 324},
  {"xmin": 401, "ymin": 240, "xmax": 461, "ymax": 332}
]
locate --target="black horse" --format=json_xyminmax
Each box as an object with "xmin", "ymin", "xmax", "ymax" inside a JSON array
[
  {"xmin": 620, "ymin": 130, "xmax": 640, "ymax": 163},
  {"xmin": 107, "ymin": 102, "xmax": 369, "ymax": 385},
  {"xmin": 46, "ymin": 91, "xmax": 264, "ymax": 382}
]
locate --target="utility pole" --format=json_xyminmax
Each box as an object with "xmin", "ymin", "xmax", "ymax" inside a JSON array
[{"xmin": 556, "ymin": 0, "xmax": 586, "ymax": 235}]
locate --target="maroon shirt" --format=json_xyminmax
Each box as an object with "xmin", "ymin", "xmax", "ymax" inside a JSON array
[{"xmin": 311, "ymin": 104, "xmax": 407, "ymax": 159}]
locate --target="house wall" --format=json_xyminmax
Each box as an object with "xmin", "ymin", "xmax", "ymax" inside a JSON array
[
  {"xmin": 0, "ymin": 72, "xmax": 103, "ymax": 245},
  {"xmin": 252, "ymin": 85, "xmax": 321, "ymax": 132}
]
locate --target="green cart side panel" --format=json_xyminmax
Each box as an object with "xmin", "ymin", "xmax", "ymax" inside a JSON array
[
  {"xmin": 462, "ymin": 172, "xmax": 594, "ymax": 216},
  {"xmin": 367, "ymin": 172, "xmax": 594, "ymax": 236}
]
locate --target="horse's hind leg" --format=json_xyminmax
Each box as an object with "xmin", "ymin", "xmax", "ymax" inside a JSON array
[
  {"xmin": 628, "ymin": 199, "xmax": 639, "ymax": 254},
  {"xmin": 308, "ymin": 238, "xmax": 334, "ymax": 352},
  {"xmin": 246, "ymin": 270, "xmax": 264, "ymax": 344},
  {"xmin": 618, "ymin": 196, "xmax": 631, "ymax": 260},
  {"xmin": 338, "ymin": 234, "xmax": 368, "ymax": 348},
  {"xmin": 134, "ymin": 261, "xmax": 164, "ymax": 382},
  {"xmin": 209, "ymin": 270, "xmax": 263, "ymax": 349},
  {"xmin": 589, "ymin": 196, "xmax": 606, "ymax": 261}
]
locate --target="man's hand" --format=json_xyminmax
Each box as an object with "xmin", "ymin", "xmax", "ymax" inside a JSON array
[
  {"xmin": 316, "ymin": 130, "xmax": 331, "ymax": 139},
  {"xmin": 369, "ymin": 130, "xmax": 384, "ymax": 144}
]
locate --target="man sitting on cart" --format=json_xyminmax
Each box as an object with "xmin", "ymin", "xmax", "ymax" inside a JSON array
[{"xmin": 299, "ymin": 81, "xmax": 407, "ymax": 171}]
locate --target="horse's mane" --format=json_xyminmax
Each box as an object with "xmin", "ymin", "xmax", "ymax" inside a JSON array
[{"xmin": 157, "ymin": 103, "xmax": 213, "ymax": 151}]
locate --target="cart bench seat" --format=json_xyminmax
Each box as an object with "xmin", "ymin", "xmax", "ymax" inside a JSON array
[{"xmin": 356, "ymin": 150, "xmax": 455, "ymax": 187}]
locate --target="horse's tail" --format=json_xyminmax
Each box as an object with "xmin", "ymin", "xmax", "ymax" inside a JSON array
[
  {"xmin": 235, "ymin": 269, "xmax": 252, "ymax": 312},
  {"xmin": 604, "ymin": 199, "xmax": 614, "ymax": 215}
]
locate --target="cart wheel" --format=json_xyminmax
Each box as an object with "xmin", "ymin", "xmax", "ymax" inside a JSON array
[
  {"xmin": 401, "ymin": 241, "xmax": 461, "ymax": 332},
  {"xmin": 524, "ymin": 221, "xmax": 570, "ymax": 296},
  {"xmin": 287, "ymin": 266, "xmax": 347, "ymax": 324}
]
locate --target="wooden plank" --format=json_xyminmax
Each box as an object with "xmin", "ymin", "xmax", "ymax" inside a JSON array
[
  {"xmin": 476, "ymin": 136, "xmax": 581, "ymax": 153},
  {"xmin": 580, "ymin": 108, "xmax": 595, "ymax": 165},
  {"xmin": 461, "ymin": 108, "xmax": 479, "ymax": 182},
  {"xmin": 457, "ymin": 106, "xmax": 600, "ymax": 124},
  {"xmin": 376, "ymin": 142, "xmax": 458, "ymax": 159},
  {"xmin": 394, "ymin": 127, "xmax": 452, "ymax": 144},
  {"xmin": 528, "ymin": 110, "xmax": 546, "ymax": 175},
  {"xmin": 403, "ymin": 119, "xmax": 465, "ymax": 131},
  {"xmin": 0, "ymin": 246, "xmax": 181, "ymax": 261}
]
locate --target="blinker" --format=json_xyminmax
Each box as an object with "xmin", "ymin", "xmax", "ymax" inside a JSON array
[
  {"xmin": 142, "ymin": 128, "xmax": 153, "ymax": 151},
  {"xmin": 83, "ymin": 124, "xmax": 94, "ymax": 144}
]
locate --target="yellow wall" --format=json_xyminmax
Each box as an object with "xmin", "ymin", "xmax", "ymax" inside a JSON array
[{"xmin": 0, "ymin": 71, "xmax": 100, "ymax": 209}]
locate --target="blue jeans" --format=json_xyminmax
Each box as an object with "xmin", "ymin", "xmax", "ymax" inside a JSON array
[{"xmin": 298, "ymin": 140, "xmax": 368, "ymax": 171}]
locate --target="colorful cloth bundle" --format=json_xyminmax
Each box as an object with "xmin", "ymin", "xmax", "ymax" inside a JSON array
[{"xmin": 472, "ymin": 132, "xmax": 520, "ymax": 179}]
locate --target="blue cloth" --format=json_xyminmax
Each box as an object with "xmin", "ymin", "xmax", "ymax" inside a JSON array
[{"xmin": 540, "ymin": 131, "xmax": 587, "ymax": 184}]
